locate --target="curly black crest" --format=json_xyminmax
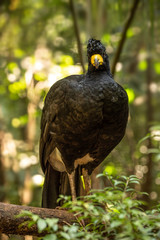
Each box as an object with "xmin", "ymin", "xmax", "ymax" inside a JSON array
[
  {"xmin": 87, "ymin": 38, "xmax": 106, "ymax": 57},
  {"xmin": 87, "ymin": 38, "xmax": 111, "ymax": 75}
]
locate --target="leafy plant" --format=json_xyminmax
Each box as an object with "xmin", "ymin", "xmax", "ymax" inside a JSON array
[{"xmin": 18, "ymin": 174, "xmax": 160, "ymax": 240}]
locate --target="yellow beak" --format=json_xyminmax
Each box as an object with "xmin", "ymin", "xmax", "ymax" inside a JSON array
[{"xmin": 91, "ymin": 54, "xmax": 103, "ymax": 69}]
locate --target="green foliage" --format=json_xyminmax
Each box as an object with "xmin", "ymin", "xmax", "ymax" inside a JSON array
[
  {"xmin": 154, "ymin": 62, "xmax": 160, "ymax": 75},
  {"xmin": 138, "ymin": 60, "xmax": 147, "ymax": 71},
  {"xmin": 34, "ymin": 72, "xmax": 47, "ymax": 81},
  {"xmin": 104, "ymin": 163, "xmax": 118, "ymax": 176},
  {"xmin": 19, "ymin": 174, "xmax": 160, "ymax": 240},
  {"xmin": 8, "ymin": 79, "xmax": 26, "ymax": 96},
  {"xmin": 0, "ymin": 0, "xmax": 160, "ymax": 217},
  {"xmin": 125, "ymin": 88, "xmax": 135, "ymax": 104}
]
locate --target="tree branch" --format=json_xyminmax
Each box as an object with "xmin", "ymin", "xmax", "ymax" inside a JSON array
[
  {"xmin": 0, "ymin": 202, "xmax": 76, "ymax": 236},
  {"xmin": 111, "ymin": 0, "xmax": 140, "ymax": 76},
  {"xmin": 69, "ymin": 0, "xmax": 85, "ymax": 73}
]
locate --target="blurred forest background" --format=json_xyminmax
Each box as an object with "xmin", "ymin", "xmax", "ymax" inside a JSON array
[{"xmin": 0, "ymin": 0, "xmax": 160, "ymax": 232}]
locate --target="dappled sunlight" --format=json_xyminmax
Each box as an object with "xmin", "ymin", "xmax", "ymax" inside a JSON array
[
  {"xmin": 139, "ymin": 145, "xmax": 148, "ymax": 154},
  {"xmin": 32, "ymin": 174, "xmax": 44, "ymax": 186},
  {"xmin": 0, "ymin": 42, "xmax": 82, "ymax": 208},
  {"xmin": 3, "ymin": 133, "xmax": 17, "ymax": 158},
  {"xmin": 19, "ymin": 154, "xmax": 38, "ymax": 169},
  {"xmin": 151, "ymin": 130, "xmax": 160, "ymax": 141},
  {"xmin": 0, "ymin": 131, "xmax": 41, "ymax": 206},
  {"xmin": 134, "ymin": 95, "xmax": 145, "ymax": 105},
  {"xmin": 115, "ymin": 62, "xmax": 123, "ymax": 72},
  {"xmin": 135, "ymin": 164, "xmax": 148, "ymax": 179},
  {"xmin": 149, "ymin": 82, "xmax": 158, "ymax": 93},
  {"xmin": 8, "ymin": 45, "xmax": 82, "ymax": 92},
  {"xmin": 150, "ymin": 191, "xmax": 158, "ymax": 200}
]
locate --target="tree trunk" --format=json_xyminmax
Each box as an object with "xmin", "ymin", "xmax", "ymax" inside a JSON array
[{"xmin": 142, "ymin": 57, "xmax": 153, "ymax": 205}]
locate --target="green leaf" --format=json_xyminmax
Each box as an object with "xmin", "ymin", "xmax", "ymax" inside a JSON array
[
  {"xmin": 138, "ymin": 134, "xmax": 151, "ymax": 145},
  {"xmin": 128, "ymin": 180, "xmax": 140, "ymax": 185},
  {"xmin": 43, "ymin": 234, "xmax": 57, "ymax": 240},
  {"xmin": 37, "ymin": 218, "xmax": 47, "ymax": 232},
  {"xmin": 45, "ymin": 218, "xmax": 59, "ymax": 228},
  {"xmin": 120, "ymin": 176, "xmax": 128, "ymax": 181},
  {"xmin": 110, "ymin": 220, "xmax": 122, "ymax": 228},
  {"xmin": 129, "ymin": 175, "xmax": 139, "ymax": 179},
  {"xmin": 16, "ymin": 210, "xmax": 33, "ymax": 218},
  {"xmin": 60, "ymin": 232, "xmax": 70, "ymax": 240},
  {"xmin": 68, "ymin": 225, "xmax": 79, "ymax": 233},
  {"xmin": 96, "ymin": 173, "xmax": 104, "ymax": 178},
  {"xmin": 114, "ymin": 180, "xmax": 125, "ymax": 186},
  {"xmin": 147, "ymin": 148, "xmax": 160, "ymax": 154},
  {"xmin": 52, "ymin": 224, "xmax": 58, "ymax": 232},
  {"xmin": 32, "ymin": 214, "xmax": 39, "ymax": 222},
  {"xmin": 126, "ymin": 188, "xmax": 135, "ymax": 192},
  {"xmin": 28, "ymin": 221, "xmax": 35, "ymax": 228}
]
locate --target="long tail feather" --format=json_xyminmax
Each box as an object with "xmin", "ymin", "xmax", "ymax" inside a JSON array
[{"xmin": 42, "ymin": 164, "xmax": 83, "ymax": 208}]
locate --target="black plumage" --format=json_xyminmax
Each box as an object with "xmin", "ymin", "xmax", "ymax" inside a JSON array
[{"xmin": 40, "ymin": 39, "xmax": 128, "ymax": 208}]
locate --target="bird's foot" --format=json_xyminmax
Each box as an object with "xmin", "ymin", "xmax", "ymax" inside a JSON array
[{"xmin": 67, "ymin": 171, "xmax": 77, "ymax": 201}]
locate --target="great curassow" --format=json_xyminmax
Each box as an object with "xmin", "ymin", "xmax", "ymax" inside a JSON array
[{"xmin": 40, "ymin": 38, "xmax": 129, "ymax": 208}]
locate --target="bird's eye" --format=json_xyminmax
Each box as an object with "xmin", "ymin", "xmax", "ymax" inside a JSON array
[{"xmin": 91, "ymin": 54, "xmax": 103, "ymax": 69}]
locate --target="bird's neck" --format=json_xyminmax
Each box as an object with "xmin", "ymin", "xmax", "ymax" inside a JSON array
[{"xmin": 87, "ymin": 64, "xmax": 112, "ymax": 78}]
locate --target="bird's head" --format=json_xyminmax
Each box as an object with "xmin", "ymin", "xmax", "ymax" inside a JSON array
[{"xmin": 87, "ymin": 38, "xmax": 111, "ymax": 76}]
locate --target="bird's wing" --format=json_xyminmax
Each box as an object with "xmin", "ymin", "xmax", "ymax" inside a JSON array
[
  {"xmin": 39, "ymin": 75, "xmax": 84, "ymax": 173},
  {"xmin": 39, "ymin": 79, "xmax": 67, "ymax": 173}
]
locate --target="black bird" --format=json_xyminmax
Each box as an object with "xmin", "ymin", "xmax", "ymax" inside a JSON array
[{"xmin": 40, "ymin": 39, "xmax": 128, "ymax": 208}]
